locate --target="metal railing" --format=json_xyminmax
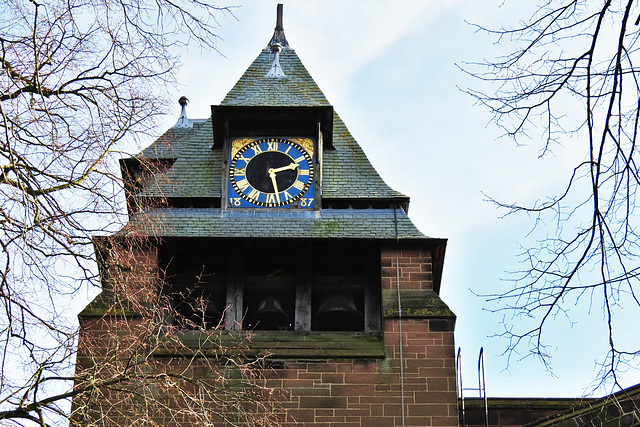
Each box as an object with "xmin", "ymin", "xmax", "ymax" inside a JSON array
[{"xmin": 457, "ymin": 347, "xmax": 488, "ymax": 427}]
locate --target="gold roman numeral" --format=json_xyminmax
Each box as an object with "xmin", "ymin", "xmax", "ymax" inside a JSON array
[
  {"xmin": 298, "ymin": 168, "xmax": 309, "ymax": 176},
  {"xmin": 248, "ymin": 188, "xmax": 260, "ymax": 200},
  {"xmin": 234, "ymin": 167, "xmax": 246, "ymax": 176},
  {"xmin": 294, "ymin": 155, "xmax": 305, "ymax": 163},
  {"xmin": 252, "ymin": 145, "xmax": 263, "ymax": 155},
  {"xmin": 266, "ymin": 193, "xmax": 277, "ymax": 204},
  {"xmin": 236, "ymin": 179, "xmax": 250, "ymax": 191},
  {"xmin": 267, "ymin": 141, "xmax": 278, "ymax": 151},
  {"xmin": 292, "ymin": 180, "xmax": 305, "ymax": 190}
]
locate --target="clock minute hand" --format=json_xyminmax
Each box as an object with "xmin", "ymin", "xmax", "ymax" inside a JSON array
[
  {"xmin": 270, "ymin": 162, "xmax": 298, "ymax": 174},
  {"xmin": 268, "ymin": 169, "xmax": 281, "ymax": 203}
]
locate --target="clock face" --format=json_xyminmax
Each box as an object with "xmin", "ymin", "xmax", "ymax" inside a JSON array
[{"xmin": 228, "ymin": 137, "xmax": 315, "ymax": 208}]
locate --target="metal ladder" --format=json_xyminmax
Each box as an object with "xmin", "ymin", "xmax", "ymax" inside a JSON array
[{"xmin": 456, "ymin": 347, "xmax": 488, "ymax": 427}]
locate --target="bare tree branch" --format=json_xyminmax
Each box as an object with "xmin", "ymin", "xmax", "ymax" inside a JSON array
[{"xmin": 464, "ymin": 0, "xmax": 640, "ymax": 391}]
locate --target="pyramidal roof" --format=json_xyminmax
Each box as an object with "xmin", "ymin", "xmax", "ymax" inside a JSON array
[
  {"xmin": 124, "ymin": 7, "xmax": 433, "ymax": 241},
  {"xmin": 220, "ymin": 46, "xmax": 330, "ymax": 107}
]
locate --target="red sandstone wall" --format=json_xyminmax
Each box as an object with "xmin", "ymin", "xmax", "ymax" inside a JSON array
[
  {"xmin": 75, "ymin": 243, "xmax": 459, "ymax": 426},
  {"xmin": 381, "ymin": 246, "xmax": 434, "ymax": 291},
  {"xmin": 262, "ymin": 319, "xmax": 457, "ymax": 426}
]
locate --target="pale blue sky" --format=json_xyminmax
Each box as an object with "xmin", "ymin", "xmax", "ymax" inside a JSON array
[{"xmin": 162, "ymin": 1, "xmax": 640, "ymax": 397}]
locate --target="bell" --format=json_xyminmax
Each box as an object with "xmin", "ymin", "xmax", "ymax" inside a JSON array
[
  {"xmin": 249, "ymin": 296, "xmax": 290, "ymax": 330},
  {"xmin": 314, "ymin": 294, "xmax": 364, "ymax": 331}
]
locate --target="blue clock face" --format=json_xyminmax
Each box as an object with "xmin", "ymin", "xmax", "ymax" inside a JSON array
[{"xmin": 228, "ymin": 137, "xmax": 315, "ymax": 208}]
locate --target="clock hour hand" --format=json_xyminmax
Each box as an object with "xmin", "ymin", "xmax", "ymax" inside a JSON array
[
  {"xmin": 270, "ymin": 162, "xmax": 298, "ymax": 174},
  {"xmin": 268, "ymin": 169, "xmax": 281, "ymax": 202}
]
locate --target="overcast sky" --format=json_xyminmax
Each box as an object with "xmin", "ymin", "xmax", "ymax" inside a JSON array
[{"xmin": 160, "ymin": 0, "xmax": 640, "ymax": 398}]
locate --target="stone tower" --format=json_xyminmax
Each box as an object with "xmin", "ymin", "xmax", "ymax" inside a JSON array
[{"xmin": 75, "ymin": 5, "xmax": 458, "ymax": 426}]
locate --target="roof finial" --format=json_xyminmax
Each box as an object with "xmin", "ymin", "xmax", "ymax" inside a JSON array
[
  {"xmin": 268, "ymin": 4, "xmax": 289, "ymax": 48},
  {"xmin": 266, "ymin": 43, "xmax": 286, "ymax": 78},
  {"xmin": 173, "ymin": 96, "xmax": 193, "ymax": 129},
  {"xmin": 275, "ymin": 3, "xmax": 284, "ymax": 30}
]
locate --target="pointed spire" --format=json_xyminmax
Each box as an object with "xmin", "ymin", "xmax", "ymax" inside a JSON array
[
  {"xmin": 267, "ymin": 4, "xmax": 289, "ymax": 48},
  {"xmin": 173, "ymin": 96, "xmax": 193, "ymax": 129}
]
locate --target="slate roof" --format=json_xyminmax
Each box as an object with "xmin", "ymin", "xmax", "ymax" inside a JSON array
[
  {"xmin": 138, "ymin": 118, "xmax": 220, "ymax": 198},
  {"xmin": 122, "ymin": 208, "xmax": 426, "ymax": 240},
  {"xmin": 138, "ymin": 45, "xmax": 406, "ymax": 201},
  {"xmin": 124, "ymin": 27, "xmax": 431, "ymax": 241},
  {"xmin": 221, "ymin": 48, "xmax": 330, "ymax": 107}
]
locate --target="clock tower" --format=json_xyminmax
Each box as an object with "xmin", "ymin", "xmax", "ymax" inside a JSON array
[{"xmin": 76, "ymin": 5, "xmax": 458, "ymax": 426}]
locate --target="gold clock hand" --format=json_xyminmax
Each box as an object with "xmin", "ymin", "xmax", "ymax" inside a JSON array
[
  {"xmin": 270, "ymin": 162, "xmax": 298, "ymax": 174},
  {"xmin": 268, "ymin": 169, "xmax": 281, "ymax": 203}
]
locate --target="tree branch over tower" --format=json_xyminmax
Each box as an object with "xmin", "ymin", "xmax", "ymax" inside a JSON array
[{"xmin": 0, "ymin": 0, "xmax": 284, "ymax": 425}]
